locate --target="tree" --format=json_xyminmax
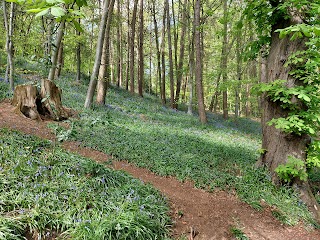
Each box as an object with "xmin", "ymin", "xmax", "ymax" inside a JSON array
[
  {"xmin": 194, "ymin": 0, "xmax": 207, "ymax": 123},
  {"xmin": 3, "ymin": 1, "xmax": 15, "ymax": 91},
  {"xmin": 250, "ymin": 0, "xmax": 320, "ymax": 220},
  {"xmin": 166, "ymin": 0, "xmax": 175, "ymax": 108},
  {"xmin": 138, "ymin": 0, "xmax": 144, "ymax": 97},
  {"xmin": 96, "ymin": 0, "xmax": 116, "ymax": 105},
  {"xmin": 84, "ymin": 0, "xmax": 109, "ymax": 108},
  {"xmin": 129, "ymin": 0, "xmax": 139, "ymax": 93}
]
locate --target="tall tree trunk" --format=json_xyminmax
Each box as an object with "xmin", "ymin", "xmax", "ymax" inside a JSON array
[
  {"xmin": 84, "ymin": 0, "xmax": 109, "ymax": 108},
  {"xmin": 222, "ymin": 0, "xmax": 228, "ymax": 120},
  {"xmin": 171, "ymin": 0, "xmax": 178, "ymax": 73},
  {"xmin": 187, "ymin": 28, "xmax": 194, "ymax": 116},
  {"xmin": 96, "ymin": 0, "xmax": 116, "ymax": 105},
  {"xmin": 138, "ymin": 0, "xmax": 144, "ymax": 97},
  {"xmin": 129, "ymin": 0, "xmax": 139, "ymax": 93},
  {"xmin": 3, "ymin": 1, "xmax": 15, "ymax": 91},
  {"xmin": 55, "ymin": 41, "xmax": 64, "ymax": 78},
  {"xmin": 235, "ymin": 29, "xmax": 242, "ymax": 118},
  {"xmin": 173, "ymin": 0, "xmax": 188, "ymax": 109},
  {"xmin": 257, "ymin": 2, "xmax": 320, "ymax": 221},
  {"xmin": 76, "ymin": 13, "xmax": 81, "ymax": 82},
  {"xmin": 166, "ymin": 0, "xmax": 175, "ymax": 108},
  {"xmin": 152, "ymin": 0, "xmax": 162, "ymax": 98},
  {"xmin": 160, "ymin": 2, "xmax": 167, "ymax": 105},
  {"xmin": 48, "ymin": 20, "xmax": 65, "ymax": 81},
  {"xmin": 194, "ymin": 0, "xmax": 207, "ymax": 123},
  {"xmin": 125, "ymin": 0, "xmax": 130, "ymax": 90},
  {"xmin": 116, "ymin": 0, "xmax": 122, "ymax": 87}
]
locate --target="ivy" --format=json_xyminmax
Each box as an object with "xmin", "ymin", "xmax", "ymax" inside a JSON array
[{"xmin": 275, "ymin": 156, "xmax": 308, "ymax": 183}]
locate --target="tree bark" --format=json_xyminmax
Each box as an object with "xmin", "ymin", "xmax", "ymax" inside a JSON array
[
  {"xmin": 160, "ymin": 2, "xmax": 167, "ymax": 105},
  {"xmin": 129, "ymin": 0, "xmax": 139, "ymax": 93},
  {"xmin": 138, "ymin": 0, "xmax": 144, "ymax": 97},
  {"xmin": 96, "ymin": 0, "xmax": 116, "ymax": 105},
  {"xmin": 222, "ymin": 0, "xmax": 228, "ymax": 120},
  {"xmin": 84, "ymin": 0, "xmax": 109, "ymax": 108},
  {"xmin": 187, "ymin": 27, "xmax": 195, "ymax": 115},
  {"xmin": 55, "ymin": 41, "xmax": 64, "ymax": 78},
  {"xmin": 166, "ymin": 0, "xmax": 175, "ymax": 108},
  {"xmin": 194, "ymin": 0, "xmax": 207, "ymax": 123},
  {"xmin": 257, "ymin": 2, "xmax": 320, "ymax": 221},
  {"xmin": 48, "ymin": 20, "xmax": 65, "ymax": 81},
  {"xmin": 116, "ymin": 0, "xmax": 122, "ymax": 87},
  {"xmin": 76, "ymin": 11, "xmax": 81, "ymax": 83},
  {"xmin": 173, "ymin": 0, "xmax": 188, "ymax": 109},
  {"xmin": 152, "ymin": 0, "xmax": 162, "ymax": 98},
  {"xmin": 125, "ymin": 0, "xmax": 130, "ymax": 90},
  {"xmin": 3, "ymin": 1, "xmax": 15, "ymax": 91}
]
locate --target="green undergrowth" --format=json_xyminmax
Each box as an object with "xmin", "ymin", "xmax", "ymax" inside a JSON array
[
  {"xmin": 0, "ymin": 128, "xmax": 171, "ymax": 239},
  {"xmin": 50, "ymin": 77, "xmax": 317, "ymax": 227}
]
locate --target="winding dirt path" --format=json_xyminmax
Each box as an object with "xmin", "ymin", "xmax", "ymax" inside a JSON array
[{"xmin": 1, "ymin": 101, "xmax": 320, "ymax": 239}]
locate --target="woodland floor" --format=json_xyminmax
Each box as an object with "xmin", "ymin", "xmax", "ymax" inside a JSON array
[{"xmin": 1, "ymin": 100, "xmax": 320, "ymax": 240}]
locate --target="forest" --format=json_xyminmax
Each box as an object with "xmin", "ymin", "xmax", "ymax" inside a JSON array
[{"xmin": 0, "ymin": 0, "xmax": 320, "ymax": 239}]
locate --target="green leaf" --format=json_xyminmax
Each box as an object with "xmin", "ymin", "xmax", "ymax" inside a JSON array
[
  {"xmin": 35, "ymin": 8, "xmax": 49, "ymax": 17},
  {"xmin": 51, "ymin": 6, "xmax": 66, "ymax": 17},
  {"xmin": 72, "ymin": 19, "xmax": 83, "ymax": 32},
  {"xmin": 26, "ymin": 8, "xmax": 47, "ymax": 13}
]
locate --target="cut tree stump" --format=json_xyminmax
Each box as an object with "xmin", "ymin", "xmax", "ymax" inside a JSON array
[{"xmin": 12, "ymin": 79, "xmax": 74, "ymax": 121}]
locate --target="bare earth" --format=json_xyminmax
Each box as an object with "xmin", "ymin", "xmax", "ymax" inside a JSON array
[{"xmin": 1, "ymin": 101, "xmax": 320, "ymax": 240}]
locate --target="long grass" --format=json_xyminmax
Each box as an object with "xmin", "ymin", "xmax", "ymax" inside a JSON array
[{"xmin": 0, "ymin": 128, "xmax": 171, "ymax": 239}]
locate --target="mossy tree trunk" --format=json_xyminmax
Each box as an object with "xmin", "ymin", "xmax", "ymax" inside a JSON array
[{"xmin": 257, "ymin": 1, "xmax": 320, "ymax": 221}]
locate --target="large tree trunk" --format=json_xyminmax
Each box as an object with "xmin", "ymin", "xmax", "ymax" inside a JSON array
[
  {"xmin": 194, "ymin": 0, "xmax": 207, "ymax": 123},
  {"xmin": 12, "ymin": 80, "xmax": 72, "ymax": 121},
  {"xmin": 84, "ymin": 0, "xmax": 109, "ymax": 108},
  {"xmin": 257, "ymin": 5, "xmax": 320, "ymax": 221}
]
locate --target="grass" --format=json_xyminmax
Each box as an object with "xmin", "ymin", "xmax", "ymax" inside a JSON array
[
  {"xmin": 0, "ymin": 128, "xmax": 171, "ymax": 239},
  {"xmin": 50, "ymin": 76, "xmax": 317, "ymax": 227}
]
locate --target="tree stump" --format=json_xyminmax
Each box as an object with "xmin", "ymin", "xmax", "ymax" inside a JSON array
[{"xmin": 12, "ymin": 79, "xmax": 73, "ymax": 121}]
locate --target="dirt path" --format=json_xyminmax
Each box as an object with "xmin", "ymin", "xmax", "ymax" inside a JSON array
[{"xmin": 1, "ymin": 101, "xmax": 320, "ymax": 240}]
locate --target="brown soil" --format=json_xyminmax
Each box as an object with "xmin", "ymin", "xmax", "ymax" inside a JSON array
[{"xmin": 1, "ymin": 100, "xmax": 320, "ymax": 240}]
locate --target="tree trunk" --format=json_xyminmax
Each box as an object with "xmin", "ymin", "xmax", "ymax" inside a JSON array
[
  {"xmin": 116, "ymin": 0, "xmax": 122, "ymax": 87},
  {"xmin": 160, "ymin": 2, "xmax": 167, "ymax": 105},
  {"xmin": 173, "ymin": 0, "xmax": 188, "ymax": 109},
  {"xmin": 125, "ymin": 0, "xmax": 130, "ymax": 91},
  {"xmin": 152, "ymin": 0, "xmax": 162, "ymax": 98},
  {"xmin": 12, "ymin": 80, "xmax": 73, "ymax": 121},
  {"xmin": 84, "ymin": 0, "xmax": 109, "ymax": 108},
  {"xmin": 166, "ymin": 0, "xmax": 175, "ymax": 108},
  {"xmin": 194, "ymin": 0, "xmax": 206, "ymax": 123},
  {"xmin": 96, "ymin": 0, "xmax": 116, "ymax": 105},
  {"xmin": 257, "ymin": 4, "xmax": 320, "ymax": 221},
  {"xmin": 3, "ymin": 1, "xmax": 15, "ymax": 91},
  {"xmin": 76, "ymin": 11, "xmax": 81, "ymax": 83},
  {"xmin": 138, "ymin": 0, "xmax": 144, "ymax": 97},
  {"xmin": 55, "ymin": 41, "xmax": 64, "ymax": 78},
  {"xmin": 222, "ymin": 0, "xmax": 228, "ymax": 120},
  {"xmin": 187, "ymin": 28, "xmax": 195, "ymax": 116},
  {"xmin": 48, "ymin": 20, "xmax": 65, "ymax": 81},
  {"xmin": 129, "ymin": 0, "xmax": 139, "ymax": 93},
  {"xmin": 235, "ymin": 29, "xmax": 242, "ymax": 118}
]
